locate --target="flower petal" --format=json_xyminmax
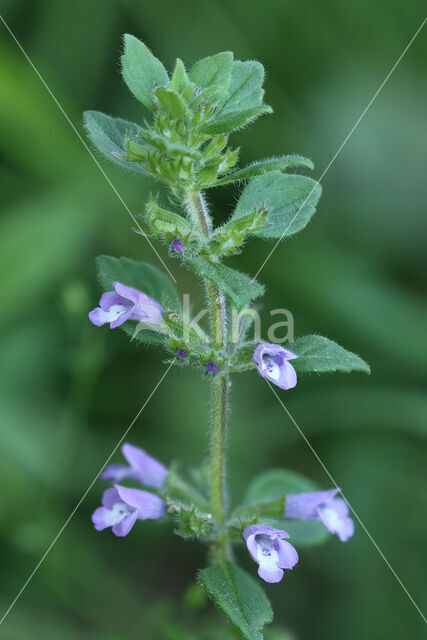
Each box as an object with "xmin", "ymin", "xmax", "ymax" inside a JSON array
[
  {"xmin": 110, "ymin": 306, "xmax": 133, "ymax": 329},
  {"xmin": 88, "ymin": 304, "xmax": 129, "ymax": 327},
  {"xmin": 113, "ymin": 282, "xmax": 142, "ymax": 304},
  {"xmin": 121, "ymin": 443, "xmax": 168, "ymax": 488},
  {"xmin": 91, "ymin": 506, "xmax": 113, "ymax": 531},
  {"xmin": 258, "ymin": 563, "xmax": 284, "ymax": 584},
  {"xmin": 111, "ymin": 509, "xmax": 139, "ymax": 537},
  {"xmin": 99, "ymin": 291, "xmax": 126, "ymax": 310},
  {"xmin": 115, "ymin": 485, "xmax": 166, "ymax": 519},
  {"xmin": 285, "ymin": 489, "xmax": 340, "ymax": 520},
  {"xmin": 101, "ymin": 487, "xmax": 121, "ymax": 509},
  {"xmin": 275, "ymin": 359, "xmax": 297, "ymax": 390},
  {"xmin": 275, "ymin": 539, "xmax": 299, "ymax": 569},
  {"xmin": 101, "ymin": 464, "xmax": 135, "ymax": 482}
]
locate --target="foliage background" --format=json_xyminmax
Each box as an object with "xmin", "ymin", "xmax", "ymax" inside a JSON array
[{"xmin": 1, "ymin": 1, "xmax": 426, "ymax": 638}]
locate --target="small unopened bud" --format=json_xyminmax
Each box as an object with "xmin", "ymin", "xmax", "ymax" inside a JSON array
[
  {"xmin": 177, "ymin": 348, "xmax": 188, "ymax": 360},
  {"xmin": 170, "ymin": 238, "xmax": 185, "ymax": 254},
  {"xmin": 205, "ymin": 360, "xmax": 219, "ymax": 374}
]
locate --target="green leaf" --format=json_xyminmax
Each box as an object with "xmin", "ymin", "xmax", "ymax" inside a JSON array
[
  {"xmin": 198, "ymin": 560, "xmax": 273, "ymax": 640},
  {"xmin": 146, "ymin": 198, "xmax": 191, "ymax": 236},
  {"xmin": 170, "ymin": 58, "xmax": 190, "ymax": 93},
  {"xmin": 154, "ymin": 87, "xmax": 189, "ymax": 118},
  {"xmin": 232, "ymin": 171, "xmax": 322, "ymax": 239},
  {"xmin": 189, "ymin": 51, "xmax": 233, "ymax": 95},
  {"xmin": 121, "ymin": 34, "xmax": 169, "ymax": 110},
  {"xmin": 95, "ymin": 255, "xmax": 180, "ymax": 345},
  {"xmin": 198, "ymin": 105, "xmax": 272, "ymax": 135},
  {"xmin": 244, "ymin": 469, "xmax": 318, "ymax": 506},
  {"xmin": 214, "ymin": 155, "xmax": 315, "ymax": 186},
  {"xmin": 217, "ymin": 60, "xmax": 266, "ymax": 114},
  {"xmin": 290, "ymin": 335, "xmax": 370, "ymax": 374},
  {"xmin": 187, "ymin": 258, "xmax": 264, "ymax": 310},
  {"xmin": 83, "ymin": 110, "xmax": 145, "ymax": 172}
]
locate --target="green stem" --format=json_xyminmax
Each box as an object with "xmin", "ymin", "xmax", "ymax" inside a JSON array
[{"xmin": 185, "ymin": 190, "xmax": 230, "ymax": 555}]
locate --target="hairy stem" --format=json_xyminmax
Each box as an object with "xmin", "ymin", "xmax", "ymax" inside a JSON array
[{"xmin": 185, "ymin": 190, "xmax": 230, "ymax": 554}]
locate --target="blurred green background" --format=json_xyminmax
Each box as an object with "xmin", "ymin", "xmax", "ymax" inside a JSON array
[{"xmin": 1, "ymin": 1, "xmax": 426, "ymax": 638}]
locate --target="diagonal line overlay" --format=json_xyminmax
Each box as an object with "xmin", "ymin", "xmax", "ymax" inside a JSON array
[
  {"xmin": 0, "ymin": 14, "xmax": 176, "ymax": 284},
  {"xmin": 0, "ymin": 360, "xmax": 176, "ymax": 626},
  {"xmin": 253, "ymin": 16, "xmax": 427, "ymax": 281},
  {"xmin": 265, "ymin": 380, "xmax": 427, "ymax": 624}
]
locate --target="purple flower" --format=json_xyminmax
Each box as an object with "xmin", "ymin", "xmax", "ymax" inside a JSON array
[
  {"xmin": 253, "ymin": 343, "xmax": 298, "ymax": 390},
  {"xmin": 243, "ymin": 524, "xmax": 298, "ymax": 583},
  {"xmin": 170, "ymin": 238, "xmax": 184, "ymax": 254},
  {"xmin": 89, "ymin": 281, "xmax": 164, "ymax": 329},
  {"xmin": 101, "ymin": 443, "xmax": 168, "ymax": 489},
  {"xmin": 92, "ymin": 485, "xmax": 165, "ymax": 537},
  {"xmin": 205, "ymin": 360, "xmax": 219, "ymax": 374},
  {"xmin": 177, "ymin": 348, "xmax": 187, "ymax": 360},
  {"xmin": 285, "ymin": 489, "xmax": 354, "ymax": 542}
]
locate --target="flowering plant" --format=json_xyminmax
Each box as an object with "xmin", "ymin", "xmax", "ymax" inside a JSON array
[{"xmin": 84, "ymin": 35, "xmax": 369, "ymax": 638}]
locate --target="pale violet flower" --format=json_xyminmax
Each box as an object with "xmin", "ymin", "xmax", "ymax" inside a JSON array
[
  {"xmin": 253, "ymin": 343, "xmax": 298, "ymax": 390},
  {"xmin": 89, "ymin": 281, "xmax": 164, "ymax": 329},
  {"xmin": 101, "ymin": 443, "xmax": 168, "ymax": 489},
  {"xmin": 285, "ymin": 488, "xmax": 354, "ymax": 542},
  {"xmin": 92, "ymin": 485, "xmax": 165, "ymax": 537},
  {"xmin": 243, "ymin": 524, "xmax": 298, "ymax": 583}
]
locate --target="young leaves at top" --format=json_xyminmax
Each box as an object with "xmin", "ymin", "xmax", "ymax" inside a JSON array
[
  {"xmin": 121, "ymin": 34, "xmax": 169, "ymax": 110},
  {"xmin": 198, "ymin": 560, "xmax": 273, "ymax": 640},
  {"xmin": 232, "ymin": 171, "xmax": 322, "ymax": 239}
]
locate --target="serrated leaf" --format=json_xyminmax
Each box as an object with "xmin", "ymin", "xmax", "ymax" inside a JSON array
[
  {"xmin": 83, "ymin": 111, "xmax": 145, "ymax": 172},
  {"xmin": 155, "ymin": 87, "xmax": 189, "ymax": 118},
  {"xmin": 198, "ymin": 105, "xmax": 272, "ymax": 135},
  {"xmin": 189, "ymin": 52, "xmax": 233, "ymax": 97},
  {"xmin": 188, "ymin": 258, "xmax": 264, "ymax": 310},
  {"xmin": 199, "ymin": 560, "xmax": 273, "ymax": 640},
  {"xmin": 121, "ymin": 34, "xmax": 168, "ymax": 110},
  {"xmin": 233, "ymin": 171, "xmax": 321, "ymax": 239},
  {"xmin": 95, "ymin": 255, "xmax": 180, "ymax": 345},
  {"xmin": 214, "ymin": 155, "xmax": 315, "ymax": 186},
  {"xmin": 290, "ymin": 335, "xmax": 370, "ymax": 374},
  {"xmin": 217, "ymin": 60, "xmax": 265, "ymax": 114}
]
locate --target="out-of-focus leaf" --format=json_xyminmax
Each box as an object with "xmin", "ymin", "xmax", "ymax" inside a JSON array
[
  {"xmin": 244, "ymin": 468, "xmax": 318, "ymax": 506},
  {"xmin": 214, "ymin": 155, "xmax": 314, "ymax": 186},
  {"xmin": 83, "ymin": 110, "xmax": 145, "ymax": 172},
  {"xmin": 121, "ymin": 34, "xmax": 169, "ymax": 110},
  {"xmin": 199, "ymin": 560, "xmax": 273, "ymax": 640},
  {"xmin": 0, "ymin": 187, "xmax": 100, "ymax": 327}
]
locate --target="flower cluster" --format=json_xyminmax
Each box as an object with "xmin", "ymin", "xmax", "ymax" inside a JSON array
[{"xmin": 92, "ymin": 443, "xmax": 168, "ymax": 536}]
